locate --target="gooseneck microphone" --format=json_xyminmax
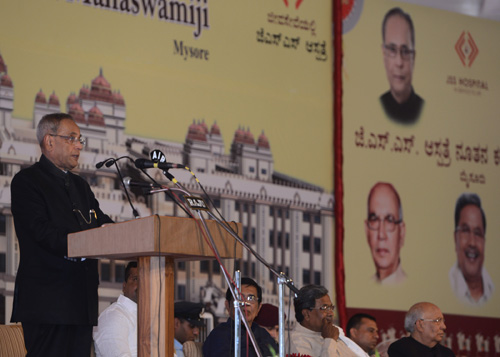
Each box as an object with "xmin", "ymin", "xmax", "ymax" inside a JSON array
[
  {"xmin": 95, "ymin": 156, "xmax": 140, "ymax": 219},
  {"xmin": 134, "ymin": 158, "xmax": 184, "ymax": 170},
  {"xmin": 95, "ymin": 159, "xmax": 110, "ymax": 169},
  {"xmin": 95, "ymin": 156, "xmax": 134, "ymax": 169},
  {"xmin": 123, "ymin": 177, "xmax": 161, "ymax": 189}
]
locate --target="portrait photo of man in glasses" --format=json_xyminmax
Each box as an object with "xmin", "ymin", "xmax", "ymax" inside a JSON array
[
  {"xmin": 380, "ymin": 7, "xmax": 424, "ymax": 125},
  {"xmin": 365, "ymin": 182, "xmax": 407, "ymax": 285},
  {"xmin": 449, "ymin": 193, "xmax": 494, "ymax": 306}
]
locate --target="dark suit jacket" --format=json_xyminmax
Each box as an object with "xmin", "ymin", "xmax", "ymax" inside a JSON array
[
  {"xmin": 10, "ymin": 155, "xmax": 113, "ymax": 325},
  {"xmin": 388, "ymin": 336, "xmax": 455, "ymax": 357},
  {"xmin": 203, "ymin": 318, "xmax": 278, "ymax": 357},
  {"xmin": 380, "ymin": 88, "xmax": 424, "ymax": 125}
]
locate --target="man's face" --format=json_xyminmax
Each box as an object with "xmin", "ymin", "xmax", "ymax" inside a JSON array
[
  {"xmin": 46, "ymin": 119, "xmax": 83, "ymax": 171},
  {"xmin": 455, "ymin": 204, "xmax": 485, "ymax": 282},
  {"xmin": 382, "ymin": 15, "xmax": 415, "ymax": 103},
  {"xmin": 418, "ymin": 305, "xmax": 446, "ymax": 347},
  {"xmin": 123, "ymin": 267, "xmax": 138, "ymax": 303},
  {"xmin": 174, "ymin": 318, "xmax": 200, "ymax": 344},
  {"xmin": 263, "ymin": 325, "xmax": 279, "ymax": 343},
  {"xmin": 302, "ymin": 294, "xmax": 334, "ymax": 333},
  {"xmin": 365, "ymin": 184, "xmax": 405, "ymax": 280},
  {"xmin": 350, "ymin": 318, "xmax": 379, "ymax": 353},
  {"xmin": 226, "ymin": 284, "xmax": 262, "ymax": 325}
]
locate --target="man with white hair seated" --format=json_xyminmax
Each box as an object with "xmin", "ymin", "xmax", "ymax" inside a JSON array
[{"xmin": 388, "ymin": 302, "xmax": 455, "ymax": 356}]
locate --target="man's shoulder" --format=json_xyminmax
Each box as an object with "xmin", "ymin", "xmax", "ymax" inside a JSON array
[
  {"xmin": 205, "ymin": 320, "xmax": 231, "ymax": 339},
  {"xmin": 99, "ymin": 299, "xmax": 131, "ymax": 320},
  {"xmin": 387, "ymin": 336, "xmax": 411, "ymax": 350},
  {"xmin": 436, "ymin": 343, "xmax": 455, "ymax": 356},
  {"xmin": 12, "ymin": 162, "xmax": 41, "ymax": 179},
  {"xmin": 380, "ymin": 90, "xmax": 393, "ymax": 105}
]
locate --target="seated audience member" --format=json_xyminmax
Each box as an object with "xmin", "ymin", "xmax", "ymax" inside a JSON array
[
  {"xmin": 388, "ymin": 302, "xmax": 455, "ymax": 356},
  {"xmin": 93, "ymin": 262, "xmax": 138, "ymax": 357},
  {"xmin": 254, "ymin": 303, "xmax": 281, "ymax": 343},
  {"xmin": 346, "ymin": 313, "xmax": 380, "ymax": 357},
  {"xmin": 174, "ymin": 301, "xmax": 205, "ymax": 357},
  {"xmin": 202, "ymin": 277, "xmax": 278, "ymax": 357},
  {"xmin": 290, "ymin": 284, "xmax": 369, "ymax": 357}
]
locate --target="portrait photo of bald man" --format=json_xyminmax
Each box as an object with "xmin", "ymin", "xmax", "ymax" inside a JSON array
[{"xmin": 365, "ymin": 182, "xmax": 407, "ymax": 285}]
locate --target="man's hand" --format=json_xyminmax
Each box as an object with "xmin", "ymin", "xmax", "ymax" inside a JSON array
[{"xmin": 321, "ymin": 318, "xmax": 339, "ymax": 340}]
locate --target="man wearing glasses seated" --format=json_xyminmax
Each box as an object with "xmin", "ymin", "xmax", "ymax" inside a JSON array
[
  {"xmin": 387, "ymin": 302, "xmax": 455, "ymax": 356},
  {"xmin": 365, "ymin": 182, "xmax": 406, "ymax": 285},
  {"xmin": 203, "ymin": 277, "xmax": 278, "ymax": 357},
  {"xmin": 449, "ymin": 193, "xmax": 494, "ymax": 305},
  {"xmin": 380, "ymin": 7, "xmax": 424, "ymax": 125},
  {"xmin": 290, "ymin": 285, "xmax": 368, "ymax": 356}
]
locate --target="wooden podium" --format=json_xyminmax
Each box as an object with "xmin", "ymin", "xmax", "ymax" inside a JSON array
[{"xmin": 68, "ymin": 215, "xmax": 242, "ymax": 357}]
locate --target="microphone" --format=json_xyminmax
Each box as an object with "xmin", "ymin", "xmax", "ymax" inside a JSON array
[
  {"xmin": 96, "ymin": 156, "xmax": 135, "ymax": 169},
  {"xmin": 134, "ymin": 158, "xmax": 184, "ymax": 170},
  {"xmin": 95, "ymin": 159, "xmax": 112, "ymax": 169},
  {"xmin": 123, "ymin": 177, "xmax": 160, "ymax": 188}
]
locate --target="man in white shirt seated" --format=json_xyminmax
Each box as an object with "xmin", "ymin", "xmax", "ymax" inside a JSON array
[
  {"xmin": 290, "ymin": 284, "xmax": 369, "ymax": 357},
  {"xmin": 93, "ymin": 262, "xmax": 138, "ymax": 357},
  {"xmin": 174, "ymin": 301, "xmax": 204, "ymax": 357}
]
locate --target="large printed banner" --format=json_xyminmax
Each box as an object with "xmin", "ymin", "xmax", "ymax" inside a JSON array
[
  {"xmin": 343, "ymin": 0, "xmax": 500, "ymax": 355},
  {"xmin": 0, "ymin": 0, "xmax": 333, "ymax": 191}
]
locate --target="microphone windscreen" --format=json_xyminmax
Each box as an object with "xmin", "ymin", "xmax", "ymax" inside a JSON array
[{"xmin": 105, "ymin": 160, "xmax": 115, "ymax": 168}]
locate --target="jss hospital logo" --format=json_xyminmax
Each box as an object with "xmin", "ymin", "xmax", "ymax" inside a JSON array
[{"xmin": 455, "ymin": 31, "xmax": 479, "ymax": 67}]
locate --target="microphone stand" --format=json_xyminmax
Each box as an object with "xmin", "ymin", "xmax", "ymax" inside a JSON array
[
  {"xmin": 150, "ymin": 172, "xmax": 299, "ymax": 357},
  {"xmin": 109, "ymin": 158, "xmax": 140, "ymax": 218},
  {"xmin": 150, "ymin": 179, "xmax": 264, "ymax": 357}
]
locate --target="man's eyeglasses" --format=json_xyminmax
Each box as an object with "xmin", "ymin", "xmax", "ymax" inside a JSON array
[
  {"xmin": 366, "ymin": 214, "xmax": 402, "ymax": 232},
  {"xmin": 383, "ymin": 44, "xmax": 415, "ymax": 60},
  {"xmin": 419, "ymin": 317, "xmax": 445, "ymax": 325},
  {"xmin": 50, "ymin": 134, "xmax": 86, "ymax": 146},
  {"xmin": 241, "ymin": 294, "xmax": 259, "ymax": 305},
  {"xmin": 455, "ymin": 225, "xmax": 484, "ymax": 239},
  {"xmin": 309, "ymin": 304, "xmax": 335, "ymax": 312}
]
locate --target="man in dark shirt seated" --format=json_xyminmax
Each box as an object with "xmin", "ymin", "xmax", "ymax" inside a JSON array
[
  {"xmin": 388, "ymin": 302, "xmax": 455, "ymax": 356},
  {"xmin": 203, "ymin": 277, "xmax": 278, "ymax": 357}
]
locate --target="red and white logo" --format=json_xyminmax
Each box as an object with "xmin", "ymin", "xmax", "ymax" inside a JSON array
[
  {"xmin": 455, "ymin": 31, "xmax": 479, "ymax": 67},
  {"xmin": 341, "ymin": 0, "xmax": 364, "ymax": 34},
  {"xmin": 283, "ymin": 0, "xmax": 304, "ymax": 10}
]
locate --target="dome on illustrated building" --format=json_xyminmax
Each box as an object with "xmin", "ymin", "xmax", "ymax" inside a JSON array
[
  {"xmin": 35, "ymin": 89, "xmax": 47, "ymax": 104},
  {"xmin": 0, "ymin": 73, "xmax": 13, "ymax": 88},
  {"xmin": 186, "ymin": 120, "xmax": 207, "ymax": 142},
  {"xmin": 89, "ymin": 68, "xmax": 113, "ymax": 103},
  {"xmin": 210, "ymin": 121, "xmax": 221, "ymax": 135},
  {"xmin": 48, "ymin": 91, "xmax": 60, "ymax": 106},
  {"xmin": 0, "ymin": 52, "xmax": 6, "ymax": 74},
  {"xmin": 113, "ymin": 90, "xmax": 125, "ymax": 106},
  {"xmin": 79, "ymin": 84, "xmax": 90, "ymax": 99},
  {"xmin": 233, "ymin": 125, "xmax": 246, "ymax": 144},
  {"xmin": 88, "ymin": 105, "xmax": 105, "ymax": 126},
  {"xmin": 199, "ymin": 120, "xmax": 208, "ymax": 134},
  {"xmin": 257, "ymin": 130, "xmax": 270, "ymax": 149},
  {"xmin": 66, "ymin": 92, "xmax": 78, "ymax": 106},
  {"xmin": 243, "ymin": 127, "xmax": 255, "ymax": 145},
  {"xmin": 68, "ymin": 103, "xmax": 85, "ymax": 124}
]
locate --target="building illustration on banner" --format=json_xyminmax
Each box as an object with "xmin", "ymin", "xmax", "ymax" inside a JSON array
[{"xmin": 0, "ymin": 50, "xmax": 334, "ymax": 323}]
